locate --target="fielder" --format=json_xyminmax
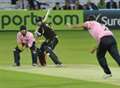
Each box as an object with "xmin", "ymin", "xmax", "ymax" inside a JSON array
[
  {"xmin": 67, "ymin": 15, "xmax": 120, "ymax": 79},
  {"xmin": 13, "ymin": 25, "xmax": 37, "ymax": 66},
  {"xmin": 34, "ymin": 9, "xmax": 63, "ymax": 66}
]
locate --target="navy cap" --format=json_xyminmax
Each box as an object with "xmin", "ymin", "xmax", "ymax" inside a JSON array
[
  {"xmin": 20, "ymin": 25, "xmax": 27, "ymax": 31},
  {"xmin": 86, "ymin": 15, "xmax": 96, "ymax": 21}
]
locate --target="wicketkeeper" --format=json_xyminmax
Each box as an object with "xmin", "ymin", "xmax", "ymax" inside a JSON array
[{"xmin": 13, "ymin": 25, "xmax": 37, "ymax": 66}]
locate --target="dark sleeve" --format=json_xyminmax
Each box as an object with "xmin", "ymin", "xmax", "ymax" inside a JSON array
[
  {"xmin": 38, "ymin": 27, "xmax": 43, "ymax": 34},
  {"xmin": 37, "ymin": 24, "xmax": 44, "ymax": 36}
]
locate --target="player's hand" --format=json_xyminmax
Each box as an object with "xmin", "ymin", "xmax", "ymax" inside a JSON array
[
  {"xmin": 34, "ymin": 31, "xmax": 41, "ymax": 38},
  {"xmin": 21, "ymin": 43, "xmax": 28, "ymax": 48},
  {"xmin": 90, "ymin": 48, "xmax": 96, "ymax": 54},
  {"xmin": 18, "ymin": 43, "xmax": 26, "ymax": 51},
  {"xmin": 66, "ymin": 23, "xmax": 72, "ymax": 28},
  {"xmin": 25, "ymin": 44, "xmax": 29, "ymax": 48}
]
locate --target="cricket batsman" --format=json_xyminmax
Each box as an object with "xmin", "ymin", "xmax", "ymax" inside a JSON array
[
  {"xmin": 13, "ymin": 25, "xmax": 37, "ymax": 66},
  {"xmin": 34, "ymin": 9, "xmax": 63, "ymax": 66},
  {"xmin": 67, "ymin": 15, "xmax": 120, "ymax": 79}
]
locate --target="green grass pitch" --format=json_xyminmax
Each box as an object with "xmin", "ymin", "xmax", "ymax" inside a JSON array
[{"xmin": 0, "ymin": 30, "xmax": 120, "ymax": 88}]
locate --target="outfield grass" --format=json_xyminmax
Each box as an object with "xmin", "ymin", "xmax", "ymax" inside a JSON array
[
  {"xmin": 0, "ymin": 69, "xmax": 120, "ymax": 88},
  {"xmin": 0, "ymin": 30, "xmax": 120, "ymax": 88}
]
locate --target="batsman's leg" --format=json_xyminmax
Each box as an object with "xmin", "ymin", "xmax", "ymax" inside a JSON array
[
  {"xmin": 13, "ymin": 47, "xmax": 21, "ymax": 66},
  {"xmin": 30, "ymin": 42, "xmax": 37, "ymax": 66},
  {"xmin": 45, "ymin": 46, "xmax": 62, "ymax": 65},
  {"xmin": 47, "ymin": 37, "xmax": 62, "ymax": 65},
  {"xmin": 49, "ymin": 37, "xmax": 58, "ymax": 50},
  {"xmin": 37, "ymin": 46, "xmax": 47, "ymax": 66}
]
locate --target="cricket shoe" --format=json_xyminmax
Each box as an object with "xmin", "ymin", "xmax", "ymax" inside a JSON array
[
  {"xmin": 32, "ymin": 63, "xmax": 38, "ymax": 67},
  {"xmin": 56, "ymin": 64, "xmax": 64, "ymax": 67},
  {"xmin": 103, "ymin": 74, "xmax": 112, "ymax": 79},
  {"xmin": 12, "ymin": 63, "xmax": 20, "ymax": 67}
]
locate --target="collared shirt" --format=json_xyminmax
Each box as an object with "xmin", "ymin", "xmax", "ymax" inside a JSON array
[
  {"xmin": 17, "ymin": 31, "xmax": 35, "ymax": 48},
  {"xmin": 84, "ymin": 21, "xmax": 113, "ymax": 43}
]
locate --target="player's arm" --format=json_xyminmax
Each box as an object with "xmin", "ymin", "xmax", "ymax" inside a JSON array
[
  {"xmin": 34, "ymin": 27, "xmax": 44, "ymax": 44},
  {"xmin": 34, "ymin": 27, "xmax": 42, "ymax": 38},
  {"xmin": 66, "ymin": 23, "xmax": 85, "ymax": 29},
  {"xmin": 17, "ymin": 39, "xmax": 26, "ymax": 51},
  {"xmin": 91, "ymin": 43, "xmax": 100, "ymax": 54},
  {"xmin": 16, "ymin": 33, "xmax": 24, "ymax": 50}
]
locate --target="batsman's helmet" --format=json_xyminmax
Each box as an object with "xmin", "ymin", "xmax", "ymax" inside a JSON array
[{"xmin": 36, "ymin": 16, "xmax": 43, "ymax": 23}]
